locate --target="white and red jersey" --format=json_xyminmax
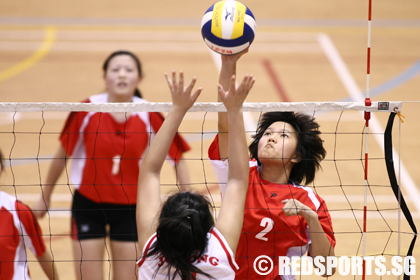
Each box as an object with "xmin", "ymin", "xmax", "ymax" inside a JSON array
[
  {"xmin": 208, "ymin": 135, "xmax": 336, "ymax": 280},
  {"xmin": 60, "ymin": 93, "xmax": 190, "ymax": 205},
  {"xmin": 0, "ymin": 191, "xmax": 46, "ymax": 280},
  {"xmin": 137, "ymin": 227, "xmax": 238, "ymax": 280}
]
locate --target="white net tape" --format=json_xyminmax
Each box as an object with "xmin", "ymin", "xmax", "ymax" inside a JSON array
[{"xmin": 0, "ymin": 101, "xmax": 402, "ymax": 113}]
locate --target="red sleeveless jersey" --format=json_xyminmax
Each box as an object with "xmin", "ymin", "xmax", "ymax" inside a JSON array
[
  {"xmin": 209, "ymin": 135, "xmax": 335, "ymax": 280},
  {"xmin": 60, "ymin": 94, "xmax": 190, "ymax": 204}
]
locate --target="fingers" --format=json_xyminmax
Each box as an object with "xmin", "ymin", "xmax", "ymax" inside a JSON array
[
  {"xmin": 221, "ymin": 48, "xmax": 249, "ymax": 63},
  {"xmin": 165, "ymin": 71, "xmax": 193, "ymax": 95},
  {"xmin": 165, "ymin": 70, "xmax": 202, "ymax": 111},
  {"xmin": 217, "ymin": 84, "xmax": 225, "ymax": 100},
  {"xmin": 165, "ymin": 71, "xmax": 178, "ymax": 93},
  {"xmin": 191, "ymin": 87, "xmax": 203, "ymax": 103},
  {"xmin": 185, "ymin": 76, "xmax": 197, "ymax": 93},
  {"xmin": 164, "ymin": 72, "xmax": 171, "ymax": 89},
  {"xmin": 229, "ymin": 75, "xmax": 236, "ymax": 93},
  {"xmin": 282, "ymin": 199, "xmax": 299, "ymax": 206},
  {"xmin": 172, "ymin": 70, "xmax": 177, "ymax": 88},
  {"xmin": 248, "ymin": 75, "xmax": 256, "ymax": 90},
  {"xmin": 179, "ymin": 71, "xmax": 184, "ymax": 90},
  {"xmin": 218, "ymin": 74, "xmax": 254, "ymax": 110},
  {"xmin": 238, "ymin": 74, "xmax": 255, "ymax": 92},
  {"xmin": 282, "ymin": 199, "xmax": 314, "ymax": 217},
  {"xmin": 282, "ymin": 199, "xmax": 300, "ymax": 216},
  {"xmin": 226, "ymin": 74, "xmax": 254, "ymax": 96}
]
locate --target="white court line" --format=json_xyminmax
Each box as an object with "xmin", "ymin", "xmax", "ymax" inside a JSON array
[{"xmin": 317, "ymin": 33, "xmax": 420, "ymax": 214}]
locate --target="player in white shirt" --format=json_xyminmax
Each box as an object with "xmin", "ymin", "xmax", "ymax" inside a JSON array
[{"xmin": 136, "ymin": 71, "xmax": 254, "ymax": 279}]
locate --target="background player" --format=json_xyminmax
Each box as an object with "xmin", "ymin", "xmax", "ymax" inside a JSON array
[
  {"xmin": 209, "ymin": 51, "xmax": 336, "ymax": 279},
  {"xmin": 136, "ymin": 70, "xmax": 254, "ymax": 279},
  {"xmin": 33, "ymin": 50, "xmax": 191, "ymax": 280},
  {"xmin": 0, "ymin": 149, "xmax": 60, "ymax": 280}
]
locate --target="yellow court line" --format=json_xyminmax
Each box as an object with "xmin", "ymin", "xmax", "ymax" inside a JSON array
[{"xmin": 0, "ymin": 26, "xmax": 56, "ymax": 84}]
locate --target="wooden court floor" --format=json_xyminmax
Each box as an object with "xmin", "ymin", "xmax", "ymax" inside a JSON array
[{"xmin": 0, "ymin": 0, "xmax": 419, "ymax": 279}]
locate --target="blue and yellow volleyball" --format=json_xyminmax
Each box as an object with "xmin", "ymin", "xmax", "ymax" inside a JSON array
[{"xmin": 201, "ymin": 0, "xmax": 256, "ymax": 55}]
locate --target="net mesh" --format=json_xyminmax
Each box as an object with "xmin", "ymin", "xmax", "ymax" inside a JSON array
[{"xmin": 0, "ymin": 101, "xmax": 417, "ymax": 279}]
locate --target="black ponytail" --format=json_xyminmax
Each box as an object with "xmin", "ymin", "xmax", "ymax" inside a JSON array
[
  {"xmin": 146, "ymin": 192, "xmax": 215, "ymax": 280},
  {"xmin": 102, "ymin": 50, "xmax": 143, "ymax": 98}
]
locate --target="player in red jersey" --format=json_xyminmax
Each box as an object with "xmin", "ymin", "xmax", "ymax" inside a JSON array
[
  {"xmin": 0, "ymin": 150, "xmax": 59, "ymax": 280},
  {"xmin": 137, "ymin": 70, "xmax": 254, "ymax": 280},
  {"xmin": 209, "ymin": 51, "xmax": 336, "ymax": 279},
  {"xmin": 33, "ymin": 51, "xmax": 191, "ymax": 280}
]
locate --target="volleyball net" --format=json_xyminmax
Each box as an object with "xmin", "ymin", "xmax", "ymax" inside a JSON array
[{"xmin": 0, "ymin": 101, "xmax": 417, "ymax": 279}]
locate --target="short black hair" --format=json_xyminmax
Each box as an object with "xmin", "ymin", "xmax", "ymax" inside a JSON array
[{"xmin": 249, "ymin": 112, "xmax": 326, "ymax": 185}]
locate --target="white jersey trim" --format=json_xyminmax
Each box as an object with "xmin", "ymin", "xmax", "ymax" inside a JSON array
[
  {"xmin": 0, "ymin": 192, "xmax": 35, "ymax": 280},
  {"xmin": 68, "ymin": 93, "xmax": 157, "ymax": 189},
  {"xmin": 137, "ymin": 227, "xmax": 239, "ymax": 275},
  {"xmin": 210, "ymin": 158, "xmax": 321, "ymax": 211}
]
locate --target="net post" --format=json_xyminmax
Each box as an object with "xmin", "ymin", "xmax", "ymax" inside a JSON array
[
  {"xmin": 362, "ymin": 97, "xmax": 371, "ymax": 280},
  {"xmin": 362, "ymin": 0, "xmax": 373, "ymax": 277}
]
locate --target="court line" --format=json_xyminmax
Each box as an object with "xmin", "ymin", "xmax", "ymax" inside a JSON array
[
  {"xmin": 338, "ymin": 59, "xmax": 420, "ymax": 102},
  {"xmin": 262, "ymin": 59, "xmax": 290, "ymax": 102},
  {"xmin": 0, "ymin": 26, "xmax": 55, "ymax": 84},
  {"xmin": 317, "ymin": 33, "xmax": 420, "ymax": 214}
]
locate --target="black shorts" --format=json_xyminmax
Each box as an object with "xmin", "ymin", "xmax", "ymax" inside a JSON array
[{"xmin": 71, "ymin": 190, "xmax": 138, "ymax": 242}]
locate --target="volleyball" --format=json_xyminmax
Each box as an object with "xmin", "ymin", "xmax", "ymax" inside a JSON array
[{"xmin": 201, "ymin": 0, "xmax": 256, "ymax": 55}]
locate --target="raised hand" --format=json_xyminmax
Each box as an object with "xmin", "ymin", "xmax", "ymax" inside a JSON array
[
  {"xmin": 217, "ymin": 74, "xmax": 255, "ymax": 110},
  {"xmin": 164, "ymin": 71, "xmax": 203, "ymax": 112},
  {"xmin": 221, "ymin": 48, "xmax": 249, "ymax": 65}
]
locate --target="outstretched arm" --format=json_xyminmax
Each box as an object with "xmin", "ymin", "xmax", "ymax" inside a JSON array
[
  {"xmin": 215, "ymin": 74, "xmax": 255, "ymax": 254},
  {"xmin": 136, "ymin": 71, "xmax": 202, "ymax": 249},
  {"xmin": 217, "ymin": 50, "xmax": 248, "ymax": 159},
  {"xmin": 33, "ymin": 146, "xmax": 67, "ymax": 219}
]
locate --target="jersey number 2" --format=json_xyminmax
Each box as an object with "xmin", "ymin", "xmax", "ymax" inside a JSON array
[{"xmin": 255, "ymin": 217, "xmax": 274, "ymax": 241}]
